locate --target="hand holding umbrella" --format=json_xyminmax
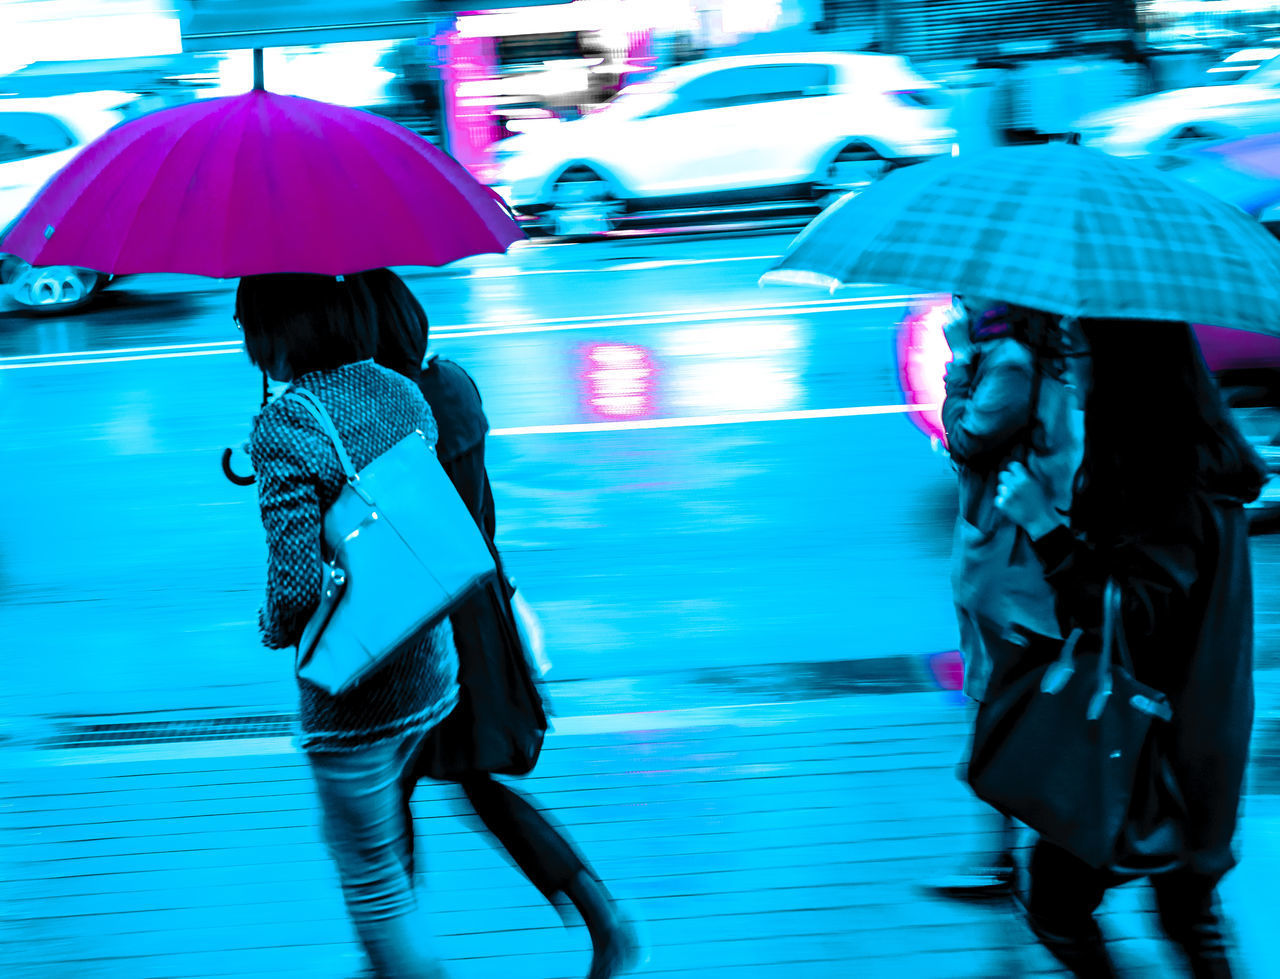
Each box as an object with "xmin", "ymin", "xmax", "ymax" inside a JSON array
[{"xmin": 942, "ymin": 300, "xmax": 975, "ymax": 364}]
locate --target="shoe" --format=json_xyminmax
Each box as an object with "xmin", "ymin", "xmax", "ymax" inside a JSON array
[
  {"xmin": 923, "ymin": 852, "xmax": 1015, "ymax": 900},
  {"xmin": 561, "ymin": 870, "xmax": 644, "ymax": 979},
  {"xmin": 1025, "ymin": 913, "xmax": 1118, "ymax": 978},
  {"xmin": 1159, "ymin": 900, "xmax": 1236, "ymax": 978}
]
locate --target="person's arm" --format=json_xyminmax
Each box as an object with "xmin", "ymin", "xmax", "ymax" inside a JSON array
[
  {"xmin": 1030, "ymin": 527, "xmax": 1200, "ymax": 642},
  {"xmin": 942, "ymin": 340, "xmax": 1035, "ymax": 467},
  {"xmin": 249, "ymin": 401, "xmax": 327, "ymax": 650},
  {"xmin": 996, "ymin": 461, "xmax": 1203, "ymax": 640},
  {"xmin": 440, "ymin": 441, "xmax": 489, "ymax": 532}
]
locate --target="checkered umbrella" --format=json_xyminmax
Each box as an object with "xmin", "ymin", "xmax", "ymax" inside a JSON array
[{"xmin": 762, "ymin": 142, "xmax": 1280, "ymax": 336}]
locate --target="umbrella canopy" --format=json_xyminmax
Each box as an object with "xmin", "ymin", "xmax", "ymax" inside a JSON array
[
  {"xmin": 0, "ymin": 90, "xmax": 522, "ymax": 278},
  {"xmin": 763, "ymin": 142, "xmax": 1280, "ymax": 336}
]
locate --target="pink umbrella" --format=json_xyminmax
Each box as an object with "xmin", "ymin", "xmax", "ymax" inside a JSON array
[{"xmin": 0, "ymin": 90, "xmax": 522, "ymax": 277}]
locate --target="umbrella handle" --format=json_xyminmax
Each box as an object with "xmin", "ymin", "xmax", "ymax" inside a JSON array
[
  {"xmin": 221, "ymin": 372, "xmax": 270, "ymax": 486},
  {"xmin": 221, "ymin": 447, "xmax": 257, "ymax": 486}
]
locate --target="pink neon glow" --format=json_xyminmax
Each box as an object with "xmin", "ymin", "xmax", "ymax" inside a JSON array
[
  {"xmin": 442, "ymin": 13, "xmax": 657, "ymax": 185},
  {"xmin": 441, "ymin": 29, "xmax": 502, "ymax": 184},
  {"xmin": 896, "ymin": 296, "xmax": 1280, "ymax": 448},
  {"xmin": 895, "ymin": 294, "xmax": 953, "ymax": 444},
  {"xmin": 581, "ymin": 342, "xmax": 657, "ymax": 419},
  {"xmin": 928, "ymin": 650, "xmax": 965, "ymax": 692},
  {"xmin": 1193, "ymin": 321, "xmax": 1280, "ymax": 373}
]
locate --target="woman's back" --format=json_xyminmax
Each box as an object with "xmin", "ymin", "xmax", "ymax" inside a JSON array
[{"xmin": 251, "ymin": 358, "xmax": 460, "ymax": 752}]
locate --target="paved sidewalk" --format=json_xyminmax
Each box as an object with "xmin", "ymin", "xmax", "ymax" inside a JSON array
[{"xmin": 1, "ymin": 692, "xmax": 1276, "ymax": 979}]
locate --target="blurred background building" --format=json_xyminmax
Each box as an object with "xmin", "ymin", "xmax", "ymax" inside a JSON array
[{"xmin": 7, "ymin": 2, "xmax": 1280, "ymax": 184}]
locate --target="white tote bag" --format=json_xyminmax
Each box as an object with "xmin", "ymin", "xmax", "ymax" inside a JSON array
[{"xmin": 289, "ymin": 389, "xmax": 497, "ymax": 695}]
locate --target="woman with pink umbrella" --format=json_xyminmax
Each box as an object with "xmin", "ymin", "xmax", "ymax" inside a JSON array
[{"xmin": 1, "ymin": 88, "xmax": 639, "ymax": 978}]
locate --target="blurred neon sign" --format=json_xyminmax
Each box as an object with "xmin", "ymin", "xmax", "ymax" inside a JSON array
[{"xmin": 581, "ymin": 342, "xmax": 656, "ymax": 418}]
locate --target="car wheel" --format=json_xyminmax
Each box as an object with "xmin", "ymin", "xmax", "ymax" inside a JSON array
[
  {"xmin": 815, "ymin": 142, "xmax": 889, "ymax": 206},
  {"xmin": 543, "ymin": 167, "xmax": 621, "ymax": 238},
  {"xmin": 2, "ymin": 257, "xmax": 107, "ymax": 313}
]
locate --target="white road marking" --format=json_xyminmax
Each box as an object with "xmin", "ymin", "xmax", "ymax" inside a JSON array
[
  {"xmin": 9, "ymin": 695, "xmax": 946, "ymax": 767},
  {"xmin": 0, "ymin": 339, "xmax": 245, "ymax": 361},
  {"xmin": 490, "ymin": 403, "xmax": 939, "ymax": 437},
  {"xmin": 464, "ymin": 252, "xmax": 784, "ymax": 278},
  {"xmin": 0, "ymin": 348, "xmax": 247, "ymax": 369},
  {"xmin": 434, "ymin": 294, "xmax": 926, "ymax": 334},
  {"xmin": 0, "ymin": 294, "xmax": 930, "ymax": 370}
]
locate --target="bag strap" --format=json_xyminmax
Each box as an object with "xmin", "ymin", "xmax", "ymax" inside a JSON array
[
  {"xmin": 1103, "ymin": 578, "xmax": 1135, "ymax": 671},
  {"xmin": 1040, "ymin": 626, "xmax": 1084, "ymax": 694},
  {"xmin": 1088, "ymin": 578, "xmax": 1126, "ymax": 720},
  {"xmin": 286, "ymin": 389, "xmax": 360, "ymax": 483}
]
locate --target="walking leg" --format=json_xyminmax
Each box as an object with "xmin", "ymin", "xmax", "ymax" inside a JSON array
[
  {"xmin": 310, "ymin": 732, "xmax": 449, "ymax": 978},
  {"xmin": 1025, "ymin": 840, "xmax": 1117, "ymax": 978},
  {"xmin": 460, "ymin": 775, "xmax": 639, "ymax": 978},
  {"xmin": 1153, "ymin": 872, "xmax": 1235, "ymax": 979}
]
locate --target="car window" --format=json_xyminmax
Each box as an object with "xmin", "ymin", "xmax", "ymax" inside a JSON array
[
  {"xmin": 649, "ymin": 63, "xmax": 834, "ymax": 117},
  {"xmin": 0, "ymin": 112, "xmax": 75, "ymax": 164}
]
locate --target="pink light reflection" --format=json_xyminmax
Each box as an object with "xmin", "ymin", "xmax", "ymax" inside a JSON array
[
  {"xmin": 581, "ymin": 342, "xmax": 657, "ymax": 419},
  {"xmin": 896, "ymin": 294, "xmax": 953, "ymax": 444},
  {"xmin": 896, "ymin": 296, "xmax": 1280, "ymax": 449}
]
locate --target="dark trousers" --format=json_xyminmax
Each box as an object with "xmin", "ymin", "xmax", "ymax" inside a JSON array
[
  {"xmin": 401, "ymin": 769, "xmax": 587, "ymax": 902},
  {"xmin": 1029, "ymin": 840, "xmax": 1235, "ymax": 978},
  {"xmin": 456, "ymin": 775, "xmax": 587, "ymax": 901}
]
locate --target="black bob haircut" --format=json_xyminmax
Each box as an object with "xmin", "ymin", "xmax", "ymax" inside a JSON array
[
  {"xmin": 236, "ymin": 273, "xmax": 378, "ymax": 379},
  {"xmin": 353, "ymin": 268, "xmax": 430, "ymax": 379}
]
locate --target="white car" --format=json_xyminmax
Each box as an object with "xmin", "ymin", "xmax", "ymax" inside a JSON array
[
  {"xmin": 1206, "ymin": 47, "xmax": 1280, "ymax": 84},
  {"xmin": 495, "ymin": 52, "xmax": 955, "ymax": 236},
  {"xmin": 0, "ymin": 92, "xmax": 136, "ymax": 311},
  {"xmin": 1075, "ymin": 56, "xmax": 1280, "ymax": 161}
]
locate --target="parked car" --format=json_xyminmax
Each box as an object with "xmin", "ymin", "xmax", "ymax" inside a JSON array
[
  {"xmin": 0, "ymin": 92, "xmax": 136, "ymax": 313},
  {"xmin": 494, "ymin": 52, "xmax": 955, "ymax": 236},
  {"xmin": 1074, "ymin": 54, "xmax": 1280, "ymax": 161},
  {"xmin": 896, "ymin": 295, "xmax": 1280, "ymax": 528}
]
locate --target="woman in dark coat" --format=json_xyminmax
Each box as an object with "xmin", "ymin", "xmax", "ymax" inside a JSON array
[
  {"xmin": 996, "ymin": 319, "xmax": 1265, "ymax": 978},
  {"xmin": 356, "ymin": 267, "xmax": 640, "ymax": 979}
]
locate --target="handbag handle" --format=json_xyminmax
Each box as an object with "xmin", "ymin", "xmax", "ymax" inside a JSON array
[
  {"xmin": 286, "ymin": 388, "xmax": 392, "ymax": 507},
  {"xmin": 1087, "ymin": 579, "xmax": 1125, "ymax": 720},
  {"xmin": 1040, "ymin": 578, "xmax": 1126, "ymax": 720}
]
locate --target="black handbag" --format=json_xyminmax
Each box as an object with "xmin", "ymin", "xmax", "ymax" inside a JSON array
[
  {"xmin": 415, "ymin": 541, "xmax": 549, "ymax": 781},
  {"xmin": 967, "ymin": 580, "xmax": 1187, "ymax": 872}
]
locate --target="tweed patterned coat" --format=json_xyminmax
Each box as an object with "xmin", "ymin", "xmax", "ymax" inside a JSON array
[{"xmin": 250, "ymin": 359, "xmax": 460, "ymax": 752}]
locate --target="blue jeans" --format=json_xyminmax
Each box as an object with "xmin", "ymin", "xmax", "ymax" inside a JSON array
[{"xmin": 308, "ymin": 727, "xmax": 448, "ymax": 979}]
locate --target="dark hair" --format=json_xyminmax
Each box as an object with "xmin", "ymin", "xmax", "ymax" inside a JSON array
[
  {"xmin": 235, "ymin": 274, "xmax": 377, "ymax": 378},
  {"xmin": 1070, "ymin": 320, "xmax": 1268, "ymax": 541},
  {"xmin": 967, "ymin": 300, "xmax": 1071, "ymax": 380},
  {"xmin": 353, "ymin": 268, "xmax": 430, "ymax": 379}
]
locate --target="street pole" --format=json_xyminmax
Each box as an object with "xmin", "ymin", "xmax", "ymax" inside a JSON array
[{"xmin": 253, "ymin": 48, "xmax": 264, "ymax": 90}]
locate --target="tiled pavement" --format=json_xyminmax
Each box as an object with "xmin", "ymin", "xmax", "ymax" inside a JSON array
[{"xmin": 1, "ymin": 689, "xmax": 1277, "ymax": 979}]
